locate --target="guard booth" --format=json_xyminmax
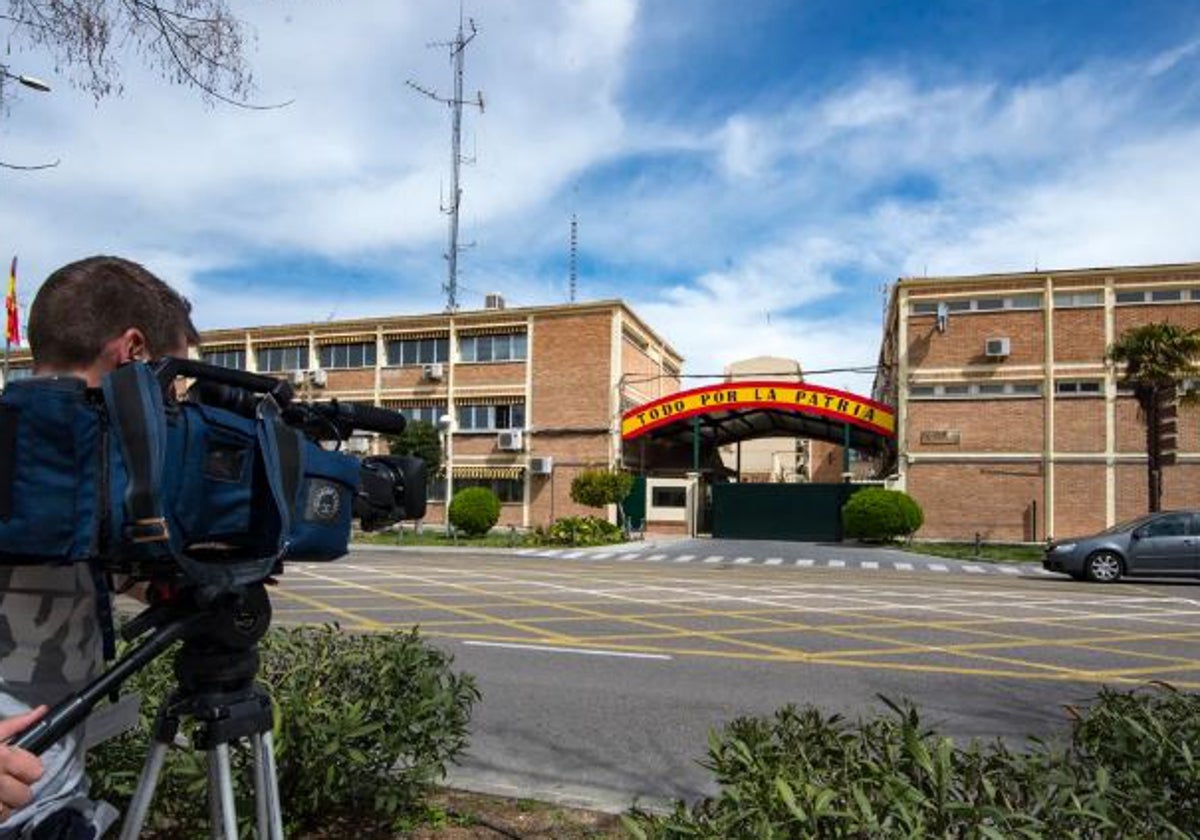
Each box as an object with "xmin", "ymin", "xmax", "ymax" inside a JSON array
[{"xmin": 621, "ymin": 381, "xmax": 896, "ymax": 541}]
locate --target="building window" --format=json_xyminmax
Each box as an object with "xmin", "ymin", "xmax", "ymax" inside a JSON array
[
  {"xmin": 909, "ymin": 381, "xmax": 1042, "ymax": 399},
  {"xmin": 457, "ymin": 403, "xmax": 525, "ymax": 431},
  {"xmin": 459, "ymin": 333, "xmax": 527, "ymax": 363},
  {"xmin": 319, "ymin": 342, "xmax": 376, "ymax": 369},
  {"xmin": 652, "ymin": 487, "xmax": 687, "ymax": 508},
  {"xmin": 396, "ymin": 405, "xmax": 446, "ymax": 426},
  {"xmin": 4, "ymin": 366, "xmax": 33, "ymax": 382},
  {"xmin": 257, "ymin": 345, "xmax": 309, "ymax": 372},
  {"xmin": 1053, "ymin": 291, "xmax": 1103, "ymax": 308},
  {"xmin": 1055, "ymin": 380, "xmax": 1103, "ymax": 396},
  {"xmin": 453, "ymin": 478, "xmax": 523, "ymax": 503},
  {"xmin": 909, "ymin": 294, "xmax": 1043, "ymax": 316},
  {"xmin": 202, "ymin": 349, "xmax": 246, "ymax": 370},
  {"xmin": 385, "ymin": 337, "xmax": 448, "ymax": 366},
  {"xmin": 1115, "ymin": 288, "xmax": 1194, "ymax": 305}
]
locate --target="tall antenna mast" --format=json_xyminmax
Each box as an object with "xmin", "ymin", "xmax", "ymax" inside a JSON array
[
  {"xmin": 408, "ymin": 7, "xmax": 485, "ymax": 312},
  {"xmin": 568, "ymin": 213, "xmax": 578, "ymax": 303}
]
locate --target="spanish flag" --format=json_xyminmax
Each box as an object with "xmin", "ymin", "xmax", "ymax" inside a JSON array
[{"xmin": 6, "ymin": 257, "xmax": 19, "ymax": 346}]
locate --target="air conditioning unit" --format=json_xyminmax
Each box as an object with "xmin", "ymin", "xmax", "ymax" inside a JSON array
[
  {"xmin": 484, "ymin": 292, "xmax": 506, "ymax": 310},
  {"xmin": 310, "ymin": 368, "xmax": 328, "ymax": 388},
  {"xmin": 422, "ymin": 362, "xmax": 444, "ymax": 381},
  {"xmin": 529, "ymin": 456, "xmax": 553, "ymax": 475},
  {"xmin": 984, "ymin": 337, "xmax": 1011, "ymax": 358},
  {"xmin": 289, "ymin": 369, "xmax": 307, "ymax": 385},
  {"xmin": 497, "ymin": 430, "xmax": 524, "ymax": 451}
]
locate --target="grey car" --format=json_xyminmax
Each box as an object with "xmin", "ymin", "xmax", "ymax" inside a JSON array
[{"xmin": 1043, "ymin": 511, "xmax": 1200, "ymax": 583}]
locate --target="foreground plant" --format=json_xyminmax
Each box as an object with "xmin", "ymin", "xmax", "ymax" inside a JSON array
[{"xmin": 626, "ymin": 684, "xmax": 1200, "ymax": 839}]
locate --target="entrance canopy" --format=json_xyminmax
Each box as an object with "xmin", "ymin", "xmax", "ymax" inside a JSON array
[{"xmin": 621, "ymin": 380, "xmax": 896, "ymax": 452}]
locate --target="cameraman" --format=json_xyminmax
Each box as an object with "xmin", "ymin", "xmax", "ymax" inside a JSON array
[{"xmin": 1, "ymin": 256, "xmax": 198, "ymax": 840}]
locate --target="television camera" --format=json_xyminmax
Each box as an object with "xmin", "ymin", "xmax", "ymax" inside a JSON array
[{"xmin": 0, "ymin": 357, "xmax": 427, "ymax": 838}]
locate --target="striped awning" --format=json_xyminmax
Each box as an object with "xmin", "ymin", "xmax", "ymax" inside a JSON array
[
  {"xmin": 453, "ymin": 465, "xmax": 524, "ymax": 480},
  {"xmin": 251, "ymin": 337, "xmax": 309, "ymax": 350},
  {"xmin": 314, "ymin": 333, "xmax": 376, "ymax": 347},
  {"xmin": 381, "ymin": 398, "xmax": 447, "ymax": 409},
  {"xmin": 382, "ymin": 329, "xmax": 448, "ymax": 341},
  {"xmin": 454, "ymin": 394, "xmax": 525, "ymax": 406}
]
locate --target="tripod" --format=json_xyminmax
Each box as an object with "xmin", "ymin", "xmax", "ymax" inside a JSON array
[{"xmin": 13, "ymin": 583, "xmax": 284, "ymax": 839}]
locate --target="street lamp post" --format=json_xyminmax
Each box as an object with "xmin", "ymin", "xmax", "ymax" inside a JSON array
[
  {"xmin": 437, "ymin": 414, "xmax": 455, "ymax": 534},
  {"xmin": 1, "ymin": 65, "xmax": 56, "ymax": 173},
  {"xmin": 0, "ymin": 68, "xmax": 51, "ymax": 93}
]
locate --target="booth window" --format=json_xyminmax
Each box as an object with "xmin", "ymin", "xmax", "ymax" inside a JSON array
[{"xmin": 652, "ymin": 487, "xmax": 687, "ymax": 508}]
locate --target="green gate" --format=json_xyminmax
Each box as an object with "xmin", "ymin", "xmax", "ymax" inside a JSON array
[
  {"xmin": 711, "ymin": 483, "xmax": 865, "ymax": 541},
  {"xmin": 623, "ymin": 474, "xmax": 647, "ymax": 532}
]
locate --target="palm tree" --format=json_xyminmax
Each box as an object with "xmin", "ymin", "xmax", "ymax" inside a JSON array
[{"xmin": 1106, "ymin": 323, "xmax": 1200, "ymax": 512}]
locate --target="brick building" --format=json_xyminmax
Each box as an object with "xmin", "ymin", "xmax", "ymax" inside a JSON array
[
  {"xmin": 2, "ymin": 297, "xmax": 682, "ymax": 529},
  {"xmin": 874, "ymin": 262, "xmax": 1200, "ymax": 542}
]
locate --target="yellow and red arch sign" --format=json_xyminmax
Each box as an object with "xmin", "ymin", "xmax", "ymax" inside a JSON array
[{"xmin": 621, "ymin": 381, "xmax": 895, "ymax": 441}]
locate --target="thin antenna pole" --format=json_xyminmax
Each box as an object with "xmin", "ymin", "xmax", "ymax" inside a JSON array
[
  {"xmin": 569, "ymin": 213, "xmax": 578, "ymax": 303},
  {"xmin": 408, "ymin": 7, "xmax": 485, "ymax": 313}
]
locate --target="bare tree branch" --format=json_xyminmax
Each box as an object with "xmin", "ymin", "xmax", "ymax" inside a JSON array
[{"xmin": 1, "ymin": 0, "xmax": 286, "ymax": 107}]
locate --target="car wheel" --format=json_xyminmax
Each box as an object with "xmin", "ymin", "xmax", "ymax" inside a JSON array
[{"xmin": 1085, "ymin": 551, "xmax": 1123, "ymax": 583}]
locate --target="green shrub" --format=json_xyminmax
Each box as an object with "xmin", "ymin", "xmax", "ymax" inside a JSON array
[
  {"xmin": 89, "ymin": 625, "xmax": 480, "ymax": 837},
  {"xmin": 538, "ymin": 515, "xmax": 624, "ymax": 547},
  {"xmin": 570, "ymin": 469, "xmax": 635, "ymax": 510},
  {"xmin": 842, "ymin": 487, "xmax": 923, "ymax": 542},
  {"xmin": 625, "ymin": 685, "xmax": 1200, "ymax": 839},
  {"xmin": 448, "ymin": 486, "xmax": 501, "ymax": 536}
]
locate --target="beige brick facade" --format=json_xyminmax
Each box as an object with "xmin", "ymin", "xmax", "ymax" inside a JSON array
[{"xmin": 875, "ymin": 263, "xmax": 1200, "ymax": 542}]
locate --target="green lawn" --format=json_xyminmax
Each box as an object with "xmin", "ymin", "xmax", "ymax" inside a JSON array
[{"xmin": 903, "ymin": 541, "xmax": 1044, "ymax": 563}]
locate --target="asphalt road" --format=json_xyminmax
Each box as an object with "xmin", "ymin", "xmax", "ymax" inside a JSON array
[{"xmin": 273, "ymin": 543, "xmax": 1200, "ymax": 811}]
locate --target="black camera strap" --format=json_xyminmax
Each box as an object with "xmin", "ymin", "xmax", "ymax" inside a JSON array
[{"xmin": 102, "ymin": 362, "xmax": 173, "ymax": 560}]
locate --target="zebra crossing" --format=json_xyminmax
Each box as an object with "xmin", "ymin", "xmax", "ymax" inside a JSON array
[{"xmin": 514, "ymin": 546, "xmax": 1054, "ymax": 577}]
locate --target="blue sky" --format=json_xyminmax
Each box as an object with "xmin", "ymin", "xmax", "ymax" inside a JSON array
[{"xmin": 2, "ymin": 0, "xmax": 1199, "ymax": 394}]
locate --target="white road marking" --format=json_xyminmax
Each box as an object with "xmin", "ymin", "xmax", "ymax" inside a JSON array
[
  {"xmin": 827, "ymin": 560, "xmax": 845, "ymax": 568},
  {"xmin": 646, "ymin": 554, "xmax": 667, "ymax": 562},
  {"xmin": 674, "ymin": 555, "xmax": 696, "ymax": 563},
  {"xmin": 861, "ymin": 561, "xmax": 879, "ymax": 570},
  {"xmin": 928, "ymin": 564, "xmax": 949, "ymax": 572},
  {"xmin": 703, "ymin": 555, "xmax": 724, "ymax": 563},
  {"xmin": 765, "ymin": 557, "xmax": 783, "ymax": 566},
  {"xmin": 996, "ymin": 565, "xmax": 1021, "ymax": 574},
  {"xmin": 963, "ymin": 565, "xmax": 986, "ymax": 574},
  {"xmin": 463, "ymin": 641, "xmax": 672, "ymax": 660},
  {"xmin": 734, "ymin": 557, "xmax": 753, "ymax": 565},
  {"xmin": 894, "ymin": 562, "xmax": 913, "ymax": 571},
  {"xmin": 795, "ymin": 559, "xmax": 815, "ymax": 567}
]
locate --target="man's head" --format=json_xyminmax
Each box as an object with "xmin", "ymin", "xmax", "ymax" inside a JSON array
[{"xmin": 28, "ymin": 256, "xmax": 200, "ymax": 385}]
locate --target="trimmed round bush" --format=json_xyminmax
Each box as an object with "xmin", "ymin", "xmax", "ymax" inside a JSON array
[
  {"xmin": 842, "ymin": 487, "xmax": 923, "ymax": 542},
  {"xmin": 448, "ymin": 486, "xmax": 501, "ymax": 536}
]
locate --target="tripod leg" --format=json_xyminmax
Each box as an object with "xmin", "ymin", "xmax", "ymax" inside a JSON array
[
  {"xmin": 207, "ymin": 745, "xmax": 240, "ymax": 840},
  {"xmin": 252, "ymin": 731, "xmax": 285, "ymax": 840},
  {"xmin": 118, "ymin": 741, "xmax": 171, "ymax": 840}
]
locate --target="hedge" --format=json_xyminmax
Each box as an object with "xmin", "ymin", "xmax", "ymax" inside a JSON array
[
  {"xmin": 842, "ymin": 487, "xmax": 924, "ymax": 542},
  {"xmin": 89, "ymin": 625, "xmax": 480, "ymax": 837}
]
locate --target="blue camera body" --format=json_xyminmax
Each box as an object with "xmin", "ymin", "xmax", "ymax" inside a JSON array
[{"xmin": 0, "ymin": 362, "xmax": 360, "ymax": 585}]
